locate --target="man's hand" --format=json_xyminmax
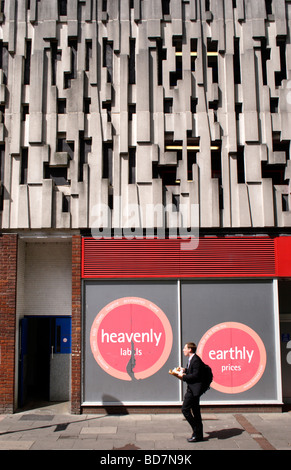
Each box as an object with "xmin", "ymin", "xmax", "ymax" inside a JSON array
[{"xmin": 169, "ymin": 367, "xmax": 185, "ymax": 380}]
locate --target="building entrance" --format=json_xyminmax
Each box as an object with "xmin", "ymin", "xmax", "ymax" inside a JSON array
[{"xmin": 18, "ymin": 316, "xmax": 71, "ymax": 408}]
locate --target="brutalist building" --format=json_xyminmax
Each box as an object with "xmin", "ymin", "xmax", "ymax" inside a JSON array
[{"xmin": 0, "ymin": 0, "xmax": 291, "ymax": 414}]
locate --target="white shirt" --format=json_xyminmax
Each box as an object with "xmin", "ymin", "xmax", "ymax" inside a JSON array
[{"xmin": 187, "ymin": 353, "xmax": 195, "ymax": 368}]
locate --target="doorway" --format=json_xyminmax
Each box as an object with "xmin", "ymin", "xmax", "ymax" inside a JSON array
[{"xmin": 18, "ymin": 316, "xmax": 71, "ymax": 408}]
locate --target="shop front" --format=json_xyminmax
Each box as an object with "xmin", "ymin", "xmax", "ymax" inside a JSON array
[{"xmin": 80, "ymin": 236, "xmax": 291, "ymax": 410}]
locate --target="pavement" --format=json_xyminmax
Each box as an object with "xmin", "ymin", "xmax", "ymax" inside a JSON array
[{"xmin": 0, "ymin": 401, "xmax": 290, "ymax": 453}]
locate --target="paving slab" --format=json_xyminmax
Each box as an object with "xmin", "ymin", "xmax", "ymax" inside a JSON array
[
  {"xmin": 0, "ymin": 440, "xmax": 35, "ymax": 450},
  {"xmin": 80, "ymin": 426, "xmax": 117, "ymax": 435},
  {"xmin": 136, "ymin": 432, "xmax": 174, "ymax": 441}
]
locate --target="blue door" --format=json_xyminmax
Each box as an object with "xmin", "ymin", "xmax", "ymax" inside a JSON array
[
  {"xmin": 53, "ymin": 317, "xmax": 71, "ymax": 354},
  {"xmin": 50, "ymin": 317, "xmax": 71, "ymax": 401}
]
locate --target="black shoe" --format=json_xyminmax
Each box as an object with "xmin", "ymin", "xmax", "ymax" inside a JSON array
[{"xmin": 187, "ymin": 436, "xmax": 203, "ymax": 442}]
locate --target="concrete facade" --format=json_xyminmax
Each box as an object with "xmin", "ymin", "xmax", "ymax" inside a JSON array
[{"xmin": 1, "ymin": 0, "xmax": 291, "ymax": 231}]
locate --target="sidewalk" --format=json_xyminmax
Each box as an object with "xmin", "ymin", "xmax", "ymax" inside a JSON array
[{"xmin": 0, "ymin": 402, "xmax": 290, "ymax": 451}]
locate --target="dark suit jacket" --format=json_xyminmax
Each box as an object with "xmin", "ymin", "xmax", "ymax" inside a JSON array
[{"xmin": 182, "ymin": 354, "xmax": 204, "ymax": 397}]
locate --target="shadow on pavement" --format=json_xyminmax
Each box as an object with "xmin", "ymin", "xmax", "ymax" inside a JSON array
[{"xmin": 205, "ymin": 428, "xmax": 244, "ymax": 441}]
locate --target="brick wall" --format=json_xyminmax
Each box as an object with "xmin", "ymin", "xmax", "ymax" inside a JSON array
[
  {"xmin": 0, "ymin": 234, "xmax": 18, "ymax": 414},
  {"xmin": 71, "ymin": 235, "xmax": 82, "ymax": 414}
]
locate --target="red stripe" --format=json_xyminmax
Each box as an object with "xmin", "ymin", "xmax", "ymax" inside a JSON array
[{"xmin": 82, "ymin": 237, "xmax": 277, "ymax": 278}]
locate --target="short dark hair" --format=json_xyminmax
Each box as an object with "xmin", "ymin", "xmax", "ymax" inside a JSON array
[{"xmin": 186, "ymin": 342, "xmax": 197, "ymax": 353}]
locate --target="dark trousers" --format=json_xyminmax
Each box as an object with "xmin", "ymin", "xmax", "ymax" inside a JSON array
[{"xmin": 182, "ymin": 389, "xmax": 203, "ymax": 437}]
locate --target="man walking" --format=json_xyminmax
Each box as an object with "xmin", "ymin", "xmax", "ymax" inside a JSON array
[{"xmin": 177, "ymin": 342, "xmax": 204, "ymax": 442}]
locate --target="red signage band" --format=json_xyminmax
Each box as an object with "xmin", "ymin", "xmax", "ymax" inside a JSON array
[{"xmin": 82, "ymin": 236, "xmax": 291, "ymax": 279}]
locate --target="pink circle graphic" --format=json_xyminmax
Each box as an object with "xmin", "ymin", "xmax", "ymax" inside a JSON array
[
  {"xmin": 90, "ymin": 297, "xmax": 173, "ymax": 381},
  {"xmin": 197, "ymin": 322, "xmax": 267, "ymax": 394}
]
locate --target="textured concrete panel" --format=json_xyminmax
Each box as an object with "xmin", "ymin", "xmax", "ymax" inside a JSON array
[{"xmin": 0, "ymin": 0, "xmax": 291, "ymax": 229}]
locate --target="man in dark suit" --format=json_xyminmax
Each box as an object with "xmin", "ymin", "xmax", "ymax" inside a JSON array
[{"xmin": 178, "ymin": 342, "xmax": 204, "ymax": 442}]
